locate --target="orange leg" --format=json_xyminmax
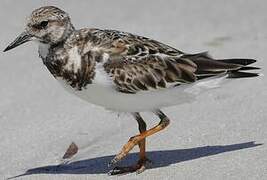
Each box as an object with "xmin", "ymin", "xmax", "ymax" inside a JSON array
[
  {"xmin": 135, "ymin": 112, "xmax": 147, "ymax": 159},
  {"xmin": 109, "ymin": 110, "xmax": 170, "ymax": 175}
]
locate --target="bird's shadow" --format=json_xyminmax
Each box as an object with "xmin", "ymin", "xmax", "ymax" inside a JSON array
[{"xmin": 9, "ymin": 141, "xmax": 262, "ymax": 179}]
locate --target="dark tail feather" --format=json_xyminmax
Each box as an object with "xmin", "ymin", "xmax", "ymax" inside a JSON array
[
  {"xmin": 216, "ymin": 58, "xmax": 259, "ymax": 78},
  {"xmin": 239, "ymin": 66, "xmax": 261, "ymax": 71},
  {"xmin": 185, "ymin": 53, "xmax": 260, "ymax": 80},
  {"xmin": 228, "ymin": 71, "xmax": 259, "ymax": 78},
  {"xmin": 217, "ymin": 58, "xmax": 257, "ymax": 66}
]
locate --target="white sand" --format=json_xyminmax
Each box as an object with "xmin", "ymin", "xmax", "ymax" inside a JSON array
[{"xmin": 0, "ymin": 0, "xmax": 266, "ymax": 179}]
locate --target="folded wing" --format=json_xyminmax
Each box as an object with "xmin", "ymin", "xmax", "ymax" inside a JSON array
[{"xmin": 91, "ymin": 29, "xmax": 259, "ymax": 93}]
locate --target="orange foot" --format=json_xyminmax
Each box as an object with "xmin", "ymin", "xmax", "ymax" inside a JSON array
[{"xmin": 108, "ymin": 157, "xmax": 152, "ymax": 175}]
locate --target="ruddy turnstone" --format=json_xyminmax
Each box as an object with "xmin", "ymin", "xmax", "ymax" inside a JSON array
[{"xmin": 4, "ymin": 6, "xmax": 259, "ymax": 175}]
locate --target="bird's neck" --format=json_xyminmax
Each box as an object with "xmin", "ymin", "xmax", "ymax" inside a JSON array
[
  {"xmin": 39, "ymin": 22, "xmax": 75, "ymax": 59},
  {"xmin": 50, "ymin": 22, "xmax": 75, "ymax": 48},
  {"xmin": 39, "ymin": 27, "xmax": 96, "ymax": 91},
  {"xmin": 61, "ymin": 22, "xmax": 75, "ymax": 43}
]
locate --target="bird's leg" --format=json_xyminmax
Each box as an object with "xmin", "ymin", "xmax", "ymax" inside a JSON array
[
  {"xmin": 134, "ymin": 112, "xmax": 148, "ymax": 165},
  {"xmin": 109, "ymin": 112, "xmax": 150, "ymax": 175},
  {"xmin": 109, "ymin": 110, "xmax": 170, "ymax": 175}
]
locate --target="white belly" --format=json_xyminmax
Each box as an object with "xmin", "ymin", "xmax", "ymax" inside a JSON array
[{"xmin": 56, "ymin": 75, "xmax": 227, "ymax": 112}]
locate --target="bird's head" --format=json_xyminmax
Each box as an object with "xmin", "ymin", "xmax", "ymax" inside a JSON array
[{"xmin": 4, "ymin": 6, "xmax": 74, "ymax": 52}]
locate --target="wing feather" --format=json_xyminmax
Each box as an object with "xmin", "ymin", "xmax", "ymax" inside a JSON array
[
  {"xmin": 103, "ymin": 55, "xmax": 197, "ymax": 93},
  {"xmin": 85, "ymin": 29, "xmax": 257, "ymax": 93}
]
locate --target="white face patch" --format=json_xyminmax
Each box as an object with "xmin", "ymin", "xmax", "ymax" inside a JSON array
[
  {"xmin": 50, "ymin": 25, "xmax": 66, "ymax": 43},
  {"xmin": 65, "ymin": 46, "xmax": 81, "ymax": 73}
]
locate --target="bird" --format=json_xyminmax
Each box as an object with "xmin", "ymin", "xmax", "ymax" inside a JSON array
[{"xmin": 4, "ymin": 6, "xmax": 259, "ymax": 175}]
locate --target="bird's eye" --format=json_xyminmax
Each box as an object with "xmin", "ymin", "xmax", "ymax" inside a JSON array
[
  {"xmin": 40, "ymin": 21, "xmax": 49, "ymax": 27},
  {"xmin": 33, "ymin": 21, "xmax": 49, "ymax": 29}
]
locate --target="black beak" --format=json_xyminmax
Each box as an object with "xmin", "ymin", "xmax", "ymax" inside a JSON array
[{"xmin": 3, "ymin": 32, "xmax": 33, "ymax": 52}]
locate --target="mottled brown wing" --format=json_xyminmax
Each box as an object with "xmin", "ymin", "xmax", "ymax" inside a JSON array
[
  {"xmin": 87, "ymin": 29, "xmax": 197, "ymax": 93},
  {"xmin": 89, "ymin": 29, "xmax": 184, "ymax": 57},
  {"xmin": 103, "ymin": 54, "xmax": 198, "ymax": 93},
  {"xmin": 91, "ymin": 29, "xmax": 251, "ymax": 93}
]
